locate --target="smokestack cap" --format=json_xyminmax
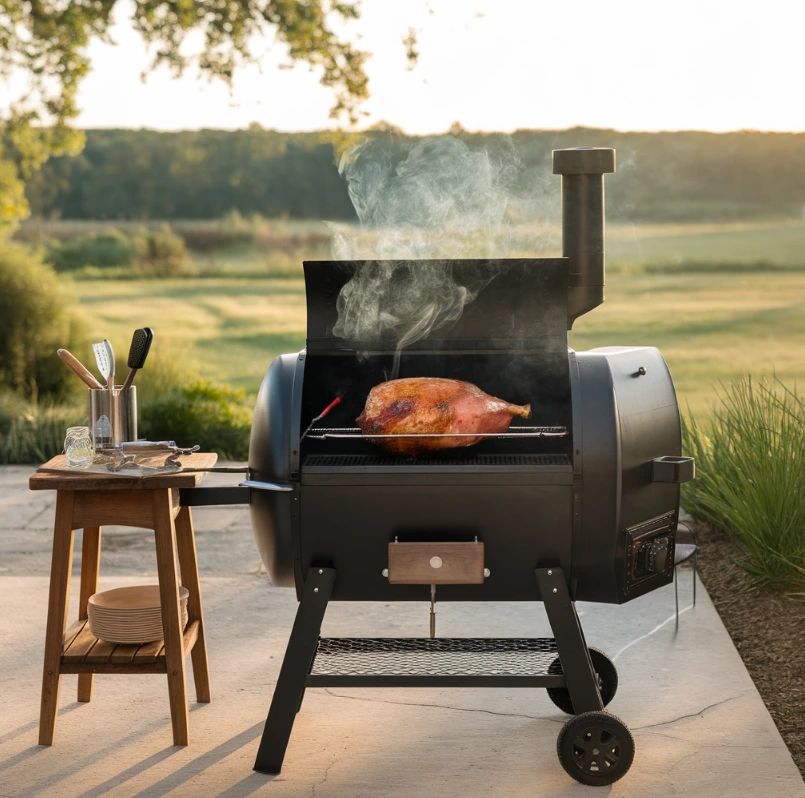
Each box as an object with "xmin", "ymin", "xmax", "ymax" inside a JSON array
[{"xmin": 553, "ymin": 147, "xmax": 616, "ymax": 176}]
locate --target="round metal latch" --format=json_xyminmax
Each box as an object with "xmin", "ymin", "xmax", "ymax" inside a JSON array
[
  {"xmin": 382, "ymin": 568, "xmax": 389, "ymax": 578},
  {"xmin": 430, "ymin": 556, "xmax": 443, "ymax": 569}
]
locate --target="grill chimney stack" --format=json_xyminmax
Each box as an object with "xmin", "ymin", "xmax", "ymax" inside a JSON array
[{"xmin": 552, "ymin": 147, "xmax": 616, "ymax": 329}]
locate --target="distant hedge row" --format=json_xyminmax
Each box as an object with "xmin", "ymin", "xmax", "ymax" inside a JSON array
[
  {"xmin": 24, "ymin": 126, "xmax": 805, "ymax": 222},
  {"xmin": 45, "ymin": 227, "xmax": 188, "ymax": 275}
]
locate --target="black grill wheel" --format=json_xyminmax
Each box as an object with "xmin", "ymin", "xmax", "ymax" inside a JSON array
[
  {"xmin": 546, "ymin": 647, "xmax": 618, "ymax": 714},
  {"xmin": 556, "ymin": 710, "xmax": 634, "ymax": 786}
]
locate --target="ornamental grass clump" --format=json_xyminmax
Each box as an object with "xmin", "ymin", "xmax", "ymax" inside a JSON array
[
  {"xmin": 0, "ymin": 395, "xmax": 84, "ymax": 464},
  {"xmin": 682, "ymin": 376, "xmax": 805, "ymax": 592}
]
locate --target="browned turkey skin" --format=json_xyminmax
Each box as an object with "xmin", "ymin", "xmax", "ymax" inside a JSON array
[{"xmin": 356, "ymin": 377, "xmax": 531, "ymax": 456}]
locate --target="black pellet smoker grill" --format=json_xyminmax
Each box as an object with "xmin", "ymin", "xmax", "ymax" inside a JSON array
[{"xmin": 183, "ymin": 147, "xmax": 695, "ymax": 787}]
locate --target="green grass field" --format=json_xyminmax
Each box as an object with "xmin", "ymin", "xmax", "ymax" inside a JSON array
[
  {"xmin": 72, "ymin": 220, "xmax": 805, "ymax": 416},
  {"xmin": 607, "ymin": 219, "xmax": 805, "ymax": 267}
]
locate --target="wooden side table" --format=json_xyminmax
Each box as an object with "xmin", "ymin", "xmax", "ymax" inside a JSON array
[{"xmin": 30, "ymin": 453, "xmax": 218, "ymax": 746}]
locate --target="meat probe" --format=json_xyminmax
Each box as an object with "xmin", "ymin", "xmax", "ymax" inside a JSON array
[{"xmin": 300, "ymin": 396, "xmax": 343, "ymax": 441}]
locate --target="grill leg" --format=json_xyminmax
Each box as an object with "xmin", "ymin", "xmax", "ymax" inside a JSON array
[
  {"xmin": 253, "ymin": 567, "xmax": 335, "ymax": 774},
  {"xmin": 535, "ymin": 567, "xmax": 603, "ymax": 715}
]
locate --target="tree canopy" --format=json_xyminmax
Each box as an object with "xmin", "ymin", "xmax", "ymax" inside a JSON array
[{"xmin": 0, "ymin": 1, "xmax": 369, "ymax": 229}]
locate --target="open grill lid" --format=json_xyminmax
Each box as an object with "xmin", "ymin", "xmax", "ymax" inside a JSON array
[{"xmin": 303, "ymin": 258, "xmax": 571, "ymax": 353}]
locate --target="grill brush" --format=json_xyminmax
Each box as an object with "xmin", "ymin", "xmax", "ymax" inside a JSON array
[{"xmin": 121, "ymin": 328, "xmax": 154, "ymax": 392}]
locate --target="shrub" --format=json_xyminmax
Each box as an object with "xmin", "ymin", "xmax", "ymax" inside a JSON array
[
  {"xmin": 0, "ymin": 241, "xmax": 87, "ymax": 398},
  {"xmin": 176, "ymin": 226, "xmax": 254, "ymax": 253},
  {"xmin": 46, "ymin": 229, "xmax": 135, "ymax": 271},
  {"xmin": 682, "ymin": 376, "xmax": 805, "ymax": 592},
  {"xmin": 0, "ymin": 391, "xmax": 30, "ymax": 436},
  {"xmin": 139, "ymin": 378, "xmax": 252, "ymax": 460},
  {"xmin": 131, "ymin": 227, "xmax": 189, "ymax": 276}
]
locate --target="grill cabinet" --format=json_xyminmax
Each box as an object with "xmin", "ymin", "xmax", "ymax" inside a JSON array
[{"xmin": 240, "ymin": 147, "xmax": 694, "ymax": 786}]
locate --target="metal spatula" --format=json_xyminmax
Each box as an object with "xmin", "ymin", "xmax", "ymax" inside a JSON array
[
  {"xmin": 104, "ymin": 339, "xmax": 115, "ymax": 390},
  {"xmin": 92, "ymin": 340, "xmax": 110, "ymax": 388},
  {"xmin": 92, "ymin": 339, "xmax": 115, "ymax": 390}
]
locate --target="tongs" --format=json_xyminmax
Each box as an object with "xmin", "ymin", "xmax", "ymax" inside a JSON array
[{"xmin": 96, "ymin": 441, "xmax": 201, "ymax": 471}]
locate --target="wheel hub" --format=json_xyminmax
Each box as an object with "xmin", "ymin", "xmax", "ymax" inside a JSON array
[{"xmin": 572, "ymin": 726, "xmax": 620, "ymax": 774}]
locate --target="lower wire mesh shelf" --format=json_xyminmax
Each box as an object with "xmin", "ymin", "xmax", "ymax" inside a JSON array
[{"xmin": 309, "ymin": 638, "xmax": 560, "ymax": 680}]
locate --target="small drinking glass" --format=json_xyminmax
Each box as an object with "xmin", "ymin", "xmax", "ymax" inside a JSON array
[{"xmin": 65, "ymin": 426, "xmax": 94, "ymax": 468}]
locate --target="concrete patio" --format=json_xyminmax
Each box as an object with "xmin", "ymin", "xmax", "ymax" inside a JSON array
[{"xmin": 1, "ymin": 465, "xmax": 803, "ymax": 797}]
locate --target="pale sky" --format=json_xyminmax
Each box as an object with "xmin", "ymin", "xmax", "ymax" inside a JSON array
[{"xmin": 66, "ymin": 0, "xmax": 805, "ymax": 134}]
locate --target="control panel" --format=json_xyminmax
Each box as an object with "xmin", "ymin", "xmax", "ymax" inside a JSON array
[{"xmin": 624, "ymin": 513, "xmax": 675, "ymax": 591}]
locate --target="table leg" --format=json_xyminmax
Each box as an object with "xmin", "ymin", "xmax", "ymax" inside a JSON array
[
  {"xmin": 77, "ymin": 526, "xmax": 101, "ymax": 702},
  {"xmin": 39, "ymin": 491, "xmax": 75, "ymax": 745},
  {"xmin": 153, "ymin": 490, "xmax": 190, "ymax": 745},
  {"xmin": 175, "ymin": 506, "xmax": 211, "ymax": 703}
]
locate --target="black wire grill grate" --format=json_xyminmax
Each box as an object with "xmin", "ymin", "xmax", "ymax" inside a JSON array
[{"xmin": 310, "ymin": 638, "xmax": 560, "ymax": 677}]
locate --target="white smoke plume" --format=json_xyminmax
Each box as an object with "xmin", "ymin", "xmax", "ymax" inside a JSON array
[{"xmin": 330, "ymin": 135, "xmax": 556, "ymax": 360}]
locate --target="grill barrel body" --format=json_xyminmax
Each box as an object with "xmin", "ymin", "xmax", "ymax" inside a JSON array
[{"xmin": 249, "ymin": 343, "xmax": 683, "ymax": 604}]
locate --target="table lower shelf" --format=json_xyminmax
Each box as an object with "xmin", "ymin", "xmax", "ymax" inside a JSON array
[{"xmin": 60, "ymin": 618, "xmax": 199, "ymax": 674}]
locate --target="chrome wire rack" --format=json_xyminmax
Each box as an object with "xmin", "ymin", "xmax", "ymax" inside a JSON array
[
  {"xmin": 310, "ymin": 637, "xmax": 560, "ymax": 677},
  {"xmin": 305, "ymin": 426, "xmax": 568, "ymax": 441}
]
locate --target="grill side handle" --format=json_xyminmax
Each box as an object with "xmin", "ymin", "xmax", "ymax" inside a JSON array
[{"xmin": 651, "ymin": 456, "xmax": 695, "ymax": 484}]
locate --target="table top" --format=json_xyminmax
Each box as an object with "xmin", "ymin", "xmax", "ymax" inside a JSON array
[{"xmin": 29, "ymin": 453, "xmax": 219, "ymax": 491}]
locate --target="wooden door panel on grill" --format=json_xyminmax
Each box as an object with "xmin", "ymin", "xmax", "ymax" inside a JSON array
[{"xmin": 388, "ymin": 541, "xmax": 485, "ymax": 584}]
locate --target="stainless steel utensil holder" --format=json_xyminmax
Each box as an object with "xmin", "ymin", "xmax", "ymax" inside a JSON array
[{"xmin": 88, "ymin": 386, "xmax": 137, "ymax": 450}]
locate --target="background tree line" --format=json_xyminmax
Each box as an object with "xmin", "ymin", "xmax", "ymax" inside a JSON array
[{"xmin": 23, "ymin": 125, "xmax": 805, "ymax": 223}]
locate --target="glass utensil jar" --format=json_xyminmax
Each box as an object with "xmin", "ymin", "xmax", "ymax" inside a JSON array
[{"xmin": 64, "ymin": 426, "xmax": 94, "ymax": 467}]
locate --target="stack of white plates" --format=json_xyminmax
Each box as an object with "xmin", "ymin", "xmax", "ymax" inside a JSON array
[{"xmin": 88, "ymin": 585, "xmax": 189, "ymax": 644}]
